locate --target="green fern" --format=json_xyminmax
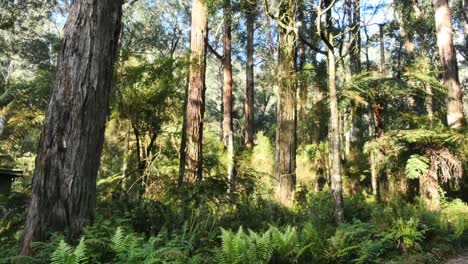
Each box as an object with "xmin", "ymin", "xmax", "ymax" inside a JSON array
[
  {"xmin": 50, "ymin": 240, "xmax": 73, "ymax": 264},
  {"xmin": 405, "ymin": 154, "xmax": 429, "ymax": 179},
  {"xmin": 50, "ymin": 237, "xmax": 87, "ymax": 264},
  {"xmin": 73, "ymin": 238, "xmax": 87, "ymax": 263},
  {"xmin": 216, "ymin": 227, "xmax": 273, "ymax": 264}
]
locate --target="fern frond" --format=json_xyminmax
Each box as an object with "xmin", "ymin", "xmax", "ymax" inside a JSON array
[
  {"xmin": 405, "ymin": 154, "xmax": 429, "ymax": 179},
  {"xmin": 50, "ymin": 240, "xmax": 73, "ymax": 264}
]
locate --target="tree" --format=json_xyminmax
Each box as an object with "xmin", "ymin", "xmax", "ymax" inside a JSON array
[
  {"xmin": 244, "ymin": 0, "xmax": 256, "ymax": 148},
  {"xmin": 318, "ymin": 0, "xmax": 344, "ymax": 223},
  {"xmin": 344, "ymin": 0, "xmax": 362, "ymax": 156},
  {"xmin": 212, "ymin": 0, "xmax": 235, "ymax": 185},
  {"xmin": 348, "ymin": 0, "xmax": 362, "ymax": 75},
  {"xmin": 19, "ymin": 0, "xmax": 123, "ymax": 256},
  {"xmin": 179, "ymin": 0, "xmax": 208, "ymax": 184},
  {"xmin": 433, "ymin": 0, "xmax": 464, "ymax": 128},
  {"xmin": 464, "ymin": 0, "xmax": 468, "ymax": 46},
  {"xmin": 273, "ymin": 0, "xmax": 297, "ymax": 206}
]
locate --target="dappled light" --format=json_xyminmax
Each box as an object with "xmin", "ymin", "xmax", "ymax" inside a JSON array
[{"xmin": 0, "ymin": 0, "xmax": 467, "ymax": 263}]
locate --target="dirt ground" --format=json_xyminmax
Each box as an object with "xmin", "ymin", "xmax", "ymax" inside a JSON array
[{"xmin": 445, "ymin": 252, "xmax": 468, "ymax": 264}]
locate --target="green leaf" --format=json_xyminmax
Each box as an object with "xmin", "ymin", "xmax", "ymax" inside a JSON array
[{"xmin": 405, "ymin": 154, "xmax": 429, "ymax": 179}]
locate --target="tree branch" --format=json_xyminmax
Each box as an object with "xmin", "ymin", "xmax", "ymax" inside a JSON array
[
  {"xmin": 207, "ymin": 42, "xmax": 224, "ymax": 60},
  {"xmin": 299, "ymin": 34, "xmax": 326, "ymax": 55}
]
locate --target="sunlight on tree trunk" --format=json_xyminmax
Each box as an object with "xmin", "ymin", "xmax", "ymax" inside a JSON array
[
  {"xmin": 19, "ymin": 0, "xmax": 122, "ymax": 256},
  {"xmin": 274, "ymin": 0, "xmax": 297, "ymax": 207},
  {"xmin": 319, "ymin": 0, "xmax": 344, "ymax": 223},
  {"xmin": 223, "ymin": 0, "xmax": 235, "ymax": 188},
  {"xmin": 433, "ymin": 0, "xmax": 465, "ymax": 128},
  {"xmin": 244, "ymin": 0, "xmax": 255, "ymax": 149},
  {"xmin": 179, "ymin": 0, "xmax": 208, "ymax": 184}
]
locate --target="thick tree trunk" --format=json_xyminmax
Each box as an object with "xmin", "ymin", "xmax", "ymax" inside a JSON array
[
  {"xmin": 244, "ymin": 0, "xmax": 255, "ymax": 148},
  {"xmin": 433, "ymin": 0, "xmax": 465, "ymax": 128},
  {"xmin": 19, "ymin": 0, "xmax": 122, "ymax": 256},
  {"xmin": 179, "ymin": 0, "xmax": 208, "ymax": 183},
  {"xmin": 222, "ymin": 0, "xmax": 235, "ymax": 186},
  {"xmin": 274, "ymin": 0, "xmax": 296, "ymax": 206}
]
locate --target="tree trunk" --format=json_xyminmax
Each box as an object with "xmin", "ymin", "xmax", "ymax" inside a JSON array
[
  {"xmin": 297, "ymin": 0, "xmax": 307, "ymax": 139},
  {"xmin": 327, "ymin": 47, "xmax": 344, "ymax": 223},
  {"xmin": 379, "ymin": 24, "xmax": 386, "ymax": 75},
  {"xmin": 179, "ymin": 0, "xmax": 208, "ymax": 183},
  {"xmin": 222, "ymin": 0, "xmax": 234, "ymax": 187},
  {"xmin": 345, "ymin": 0, "xmax": 362, "ymax": 155},
  {"xmin": 370, "ymin": 25, "xmax": 387, "ymax": 201},
  {"xmin": 244, "ymin": 0, "xmax": 255, "ymax": 148},
  {"xmin": 425, "ymin": 83, "xmax": 434, "ymax": 123},
  {"xmin": 274, "ymin": 0, "xmax": 297, "ymax": 206},
  {"xmin": 349, "ymin": 0, "xmax": 361, "ymax": 75},
  {"xmin": 463, "ymin": 0, "xmax": 467, "ymax": 51},
  {"xmin": 19, "ymin": 0, "xmax": 122, "ymax": 256},
  {"xmin": 433, "ymin": 0, "xmax": 465, "ymax": 128},
  {"xmin": 322, "ymin": 0, "xmax": 344, "ymax": 223},
  {"xmin": 420, "ymin": 171, "xmax": 440, "ymax": 210}
]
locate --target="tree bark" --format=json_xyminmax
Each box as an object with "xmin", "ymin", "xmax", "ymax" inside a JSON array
[
  {"xmin": 370, "ymin": 27, "xmax": 386, "ymax": 201},
  {"xmin": 179, "ymin": 0, "xmax": 208, "ymax": 183},
  {"xmin": 274, "ymin": 0, "xmax": 297, "ymax": 206},
  {"xmin": 425, "ymin": 83, "xmax": 434, "ymax": 123},
  {"xmin": 327, "ymin": 44, "xmax": 344, "ymax": 223},
  {"xmin": 345, "ymin": 0, "xmax": 362, "ymax": 156},
  {"xmin": 379, "ymin": 24, "xmax": 386, "ymax": 75},
  {"xmin": 321, "ymin": 0, "xmax": 344, "ymax": 223},
  {"xmin": 297, "ymin": 0, "xmax": 307, "ymax": 134},
  {"xmin": 349, "ymin": 0, "xmax": 361, "ymax": 75},
  {"xmin": 19, "ymin": 0, "xmax": 122, "ymax": 256},
  {"xmin": 244, "ymin": 0, "xmax": 255, "ymax": 148},
  {"xmin": 433, "ymin": 0, "xmax": 465, "ymax": 128},
  {"xmin": 222, "ymin": 0, "xmax": 235, "ymax": 187},
  {"xmin": 463, "ymin": 0, "xmax": 467, "ymax": 51}
]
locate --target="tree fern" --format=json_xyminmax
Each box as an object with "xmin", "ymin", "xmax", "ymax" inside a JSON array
[{"xmin": 405, "ymin": 154, "xmax": 429, "ymax": 179}]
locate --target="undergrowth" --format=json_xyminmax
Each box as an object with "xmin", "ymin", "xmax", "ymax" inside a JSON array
[{"xmin": 1, "ymin": 191, "xmax": 466, "ymax": 263}]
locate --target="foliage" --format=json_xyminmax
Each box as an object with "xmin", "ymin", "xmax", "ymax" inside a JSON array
[
  {"xmin": 216, "ymin": 227, "xmax": 274, "ymax": 264},
  {"xmin": 405, "ymin": 154, "xmax": 430, "ymax": 179},
  {"xmin": 50, "ymin": 238, "xmax": 87, "ymax": 264},
  {"xmin": 386, "ymin": 217, "xmax": 426, "ymax": 252}
]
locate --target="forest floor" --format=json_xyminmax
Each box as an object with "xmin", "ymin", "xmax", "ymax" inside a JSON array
[{"xmin": 446, "ymin": 252, "xmax": 468, "ymax": 264}]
